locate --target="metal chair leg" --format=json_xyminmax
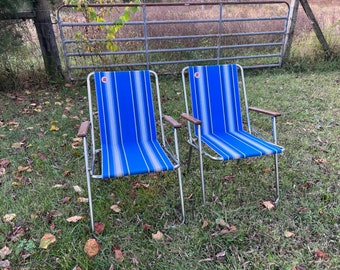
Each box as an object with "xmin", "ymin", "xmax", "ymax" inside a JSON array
[
  {"xmin": 274, "ymin": 153, "xmax": 280, "ymax": 205},
  {"xmin": 83, "ymin": 137, "xmax": 94, "ymax": 232}
]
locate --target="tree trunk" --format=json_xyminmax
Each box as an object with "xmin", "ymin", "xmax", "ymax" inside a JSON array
[{"xmin": 33, "ymin": 0, "xmax": 63, "ymax": 79}]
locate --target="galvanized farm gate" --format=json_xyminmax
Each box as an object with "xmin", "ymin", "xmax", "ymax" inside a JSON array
[{"xmin": 57, "ymin": 1, "xmax": 290, "ymax": 80}]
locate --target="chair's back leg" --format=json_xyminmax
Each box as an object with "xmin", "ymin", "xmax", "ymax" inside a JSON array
[
  {"xmin": 197, "ymin": 126, "xmax": 206, "ymax": 205},
  {"xmin": 274, "ymin": 153, "xmax": 280, "ymax": 205}
]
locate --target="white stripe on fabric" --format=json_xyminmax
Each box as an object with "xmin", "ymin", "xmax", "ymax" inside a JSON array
[
  {"xmin": 131, "ymin": 71, "xmax": 152, "ymax": 173},
  {"xmin": 111, "ymin": 72, "xmax": 127, "ymax": 176},
  {"xmin": 135, "ymin": 71, "xmax": 168, "ymax": 171}
]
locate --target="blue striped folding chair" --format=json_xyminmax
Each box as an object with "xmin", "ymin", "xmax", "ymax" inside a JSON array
[
  {"xmin": 181, "ymin": 64, "xmax": 284, "ymax": 205},
  {"xmin": 77, "ymin": 70, "xmax": 184, "ymax": 231}
]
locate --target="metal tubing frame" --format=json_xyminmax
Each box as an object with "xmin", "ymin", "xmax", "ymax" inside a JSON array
[
  {"xmin": 83, "ymin": 70, "xmax": 185, "ymax": 231},
  {"xmin": 182, "ymin": 64, "xmax": 282, "ymax": 205}
]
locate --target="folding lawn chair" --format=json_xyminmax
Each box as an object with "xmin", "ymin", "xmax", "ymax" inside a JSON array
[
  {"xmin": 181, "ymin": 64, "xmax": 284, "ymax": 205},
  {"xmin": 77, "ymin": 70, "xmax": 184, "ymax": 231}
]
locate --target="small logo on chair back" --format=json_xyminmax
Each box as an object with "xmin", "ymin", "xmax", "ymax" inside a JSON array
[
  {"xmin": 101, "ymin": 76, "xmax": 108, "ymax": 83},
  {"xmin": 194, "ymin": 72, "xmax": 200, "ymax": 78}
]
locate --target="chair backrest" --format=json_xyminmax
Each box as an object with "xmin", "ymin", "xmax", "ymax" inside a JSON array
[
  {"xmin": 94, "ymin": 70, "xmax": 158, "ymax": 147},
  {"xmin": 187, "ymin": 64, "xmax": 246, "ymax": 136}
]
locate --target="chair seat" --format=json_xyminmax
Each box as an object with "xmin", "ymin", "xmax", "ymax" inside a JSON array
[
  {"xmin": 101, "ymin": 139, "xmax": 175, "ymax": 178},
  {"xmin": 202, "ymin": 130, "xmax": 283, "ymax": 160}
]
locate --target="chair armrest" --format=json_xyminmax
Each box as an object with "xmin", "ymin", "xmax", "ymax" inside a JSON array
[
  {"xmin": 181, "ymin": 113, "xmax": 202, "ymax": 125},
  {"xmin": 248, "ymin": 107, "xmax": 281, "ymax": 117},
  {"xmin": 164, "ymin": 115, "xmax": 181, "ymax": 128},
  {"xmin": 77, "ymin": 121, "xmax": 90, "ymax": 138}
]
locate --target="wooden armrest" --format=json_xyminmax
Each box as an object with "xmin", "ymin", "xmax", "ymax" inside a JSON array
[
  {"xmin": 77, "ymin": 121, "xmax": 90, "ymax": 137},
  {"xmin": 249, "ymin": 107, "xmax": 281, "ymax": 117},
  {"xmin": 163, "ymin": 115, "xmax": 181, "ymax": 128},
  {"xmin": 181, "ymin": 112, "xmax": 202, "ymax": 125}
]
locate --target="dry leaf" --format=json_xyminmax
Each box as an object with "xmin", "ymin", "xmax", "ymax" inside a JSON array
[
  {"xmin": 262, "ymin": 201, "xmax": 275, "ymax": 210},
  {"xmin": 50, "ymin": 125, "xmax": 60, "ymax": 131},
  {"xmin": 284, "ymin": 231, "xmax": 295, "ymax": 238},
  {"xmin": 110, "ymin": 204, "xmax": 121, "ymax": 213},
  {"xmin": 94, "ymin": 222, "xmax": 105, "ymax": 234},
  {"xmin": 84, "ymin": 238, "xmax": 100, "ymax": 258},
  {"xmin": 39, "ymin": 233, "xmax": 56, "ymax": 249},
  {"xmin": 0, "ymin": 260, "xmax": 10, "ymax": 268},
  {"xmin": 216, "ymin": 218, "xmax": 228, "ymax": 227},
  {"xmin": 2, "ymin": 213, "xmax": 16, "ymax": 222},
  {"xmin": 77, "ymin": 197, "xmax": 89, "ymax": 203},
  {"xmin": 152, "ymin": 230, "xmax": 164, "ymax": 241},
  {"xmin": 49, "ymin": 210, "xmax": 63, "ymax": 217},
  {"xmin": 61, "ymin": 196, "xmax": 71, "ymax": 203},
  {"xmin": 315, "ymin": 249, "xmax": 329, "ymax": 260},
  {"xmin": 0, "ymin": 246, "xmax": 12, "ymax": 259},
  {"xmin": 66, "ymin": 216, "xmax": 84, "ymax": 223},
  {"xmin": 292, "ymin": 264, "xmax": 307, "ymax": 270},
  {"xmin": 143, "ymin": 223, "xmax": 152, "ymax": 231},
  {"xmin": 113, "ymin": 246, "xmax": 124, "ymax": 262},
  {"xmin": 12, "ymin": 142, "xmax": 24, "ymax": 148},
  {"xmin": 73, "ymin": 185, "xmax": 83, "ymax": 194},
  {"xmin": 201, "ymin": 220, "xmax": 209, "ymax": 229}
]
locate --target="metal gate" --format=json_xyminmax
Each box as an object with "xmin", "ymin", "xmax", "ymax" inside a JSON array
[{"xmin": 57, "ymin": 1, "xmax": 290, "ymax": 80}]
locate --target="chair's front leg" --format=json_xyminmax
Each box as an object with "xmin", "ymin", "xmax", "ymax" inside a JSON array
[{"xmin": 77, "ymin": 121, "xmax": 95, "ymax": 232}]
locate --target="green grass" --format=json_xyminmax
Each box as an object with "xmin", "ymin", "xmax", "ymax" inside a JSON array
[{"xmin": 0, "ymin": 61, "xmax": 339, "ymax": 269}]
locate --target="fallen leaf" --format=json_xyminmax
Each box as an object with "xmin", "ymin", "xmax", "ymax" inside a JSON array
[
  {"xmin": 0, "ymin": 158, "xmax": 10, "ymax": 168},
  {"xmin": 284, "ymin": 231, "xmax": 295, "ymax": 238},
  {"xmin": 39, "ymin": 233, "xmax": 56, "ymax": 249},
  {"xmin": 72, "ymin": 266, "xmax": 82, "ymax": 270},
  {"xmin": 113, "ymin": 245, "xmax": 124, "ymax": 262},
  {"xmin": 263, "ymin": 168, "xmax": 271, "ymax": 173},
  {"xmin": 73, "ymin": 185, "xmax": 83, "ymax": 194},
  {"xmin": 2, "ymin": 213, "xmax": 16, "ymax": 222},
  {"xmin": 61, "ymin": 196, "xmax": 71, "ymax": 203},
  {"xmin": 94, "ymin": 222, "xmax": 105, "ymax": 234},
  {"xmin": 201, "ymin": 220, "xmax": 209, "ymax": 229},
  {"xmin": 49, "ymin": 210, "xmax": 63, "ymax": 217},
  {"xmin": 66, "ymin": 216, "xmax": 84, "ymax": 223},
  {"xmin": 292, "ymin": 264, "xmax": 307, "ymax": 270},
  {"xmin": 12, "ymin": 142, "xmax": 24, "ymax": 148},
  {"xmin": 143, "ymin": 223, "xmax": 152, "ymax": 231},
  {"xmin": 50, "ymin": 125, "xmax": 60, "ymax": 131},
  {"xmin": 262, "ymin": 201, "xmax": 275, "ymax": 210},
  {"xmin": 216, "ymin": 218, "xmax": 228, "ymax": 227},
  {"xmin": 110, "ymin": 204, "xmax": 121, "ymax": 213},
  {"xmin": 0, "ymin": 246, "xmax": 12, "ymax": 259},
  {"xmin": 224, "ymin": 174, "xmax": 235, "ymax": 181},
  {"xmin": 77, "ymin": 197, "xmax": 89, "ymax": 203},
  {"xmin": 0, "ymin": 260, "xmax": 10, "ymax": 268},
  {"xmin": 152, "ymin": 230, "xmax": 164, "ymax": 241},
  {"xmin": 315, "ymin": 249, "xmax": 329, "ymax": 260},
  {"xmin": 216, "ymin": 250, "xmax": 226, "ymax": 262},
  {"xmin": 84, "ymin": 238, "xmax": 100, "ymax": 258}
]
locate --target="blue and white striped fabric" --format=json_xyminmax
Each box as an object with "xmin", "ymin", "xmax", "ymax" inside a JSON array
[
  {"xmin": 188, "ymin": 64, "xmax": 284, "ymax": 160},
  {"xmin": 94, "ymin": 70, "xmax": 174, "ymax": 178}
]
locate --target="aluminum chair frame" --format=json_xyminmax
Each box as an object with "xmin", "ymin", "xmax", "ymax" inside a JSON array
[
  {"xmin": 78, "ymin": 70, "xmax": 184, "ymax": 232},
  {"xmin": 181, "ymin": 64, "xmax": 284, "ymax": 205}
]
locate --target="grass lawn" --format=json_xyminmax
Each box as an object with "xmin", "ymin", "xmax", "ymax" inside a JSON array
[{"xmin": 0, "ymin": 63, "xmax": 339, "ymax": 269}]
